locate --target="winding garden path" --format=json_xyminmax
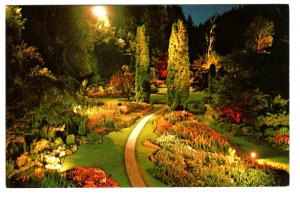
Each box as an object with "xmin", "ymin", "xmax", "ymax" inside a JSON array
[{"xmin": 124, "ymin": 106, "xmax": 167, "ymax": 187}]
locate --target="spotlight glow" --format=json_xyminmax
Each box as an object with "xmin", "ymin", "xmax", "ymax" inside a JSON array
[
  {"xmin": 92, "ymin": 6, "xmax": 107, "ymax": 20},
  {"xmin": 250, "ymin": 152, "xmax": 257, "ymax": 159}
]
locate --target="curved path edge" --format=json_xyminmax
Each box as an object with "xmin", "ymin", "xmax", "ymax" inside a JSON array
[{"xmin": 124, "ymin": 105, "xmax": 167, "ymax": 187}]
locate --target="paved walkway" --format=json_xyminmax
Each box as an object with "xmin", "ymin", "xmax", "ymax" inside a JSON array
[{"xmin": 124, "ymin": 106, "xmax": 167, "ymax": 187}]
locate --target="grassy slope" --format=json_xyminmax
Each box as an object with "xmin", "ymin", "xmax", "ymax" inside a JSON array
[
  {"xmin": 135, "ymin": 106, "xmax": 167, "ymax": 187},
  {"xmin": 60, "ymin": 124, "xmax": 137, "ymax": 187},
  {"xmin": 150, "ymin": 85, "xmax": 167, "ymax": 105},
  {"xmin": 61, "ymin": 96, "xmax": 145, "ymax": 187}
]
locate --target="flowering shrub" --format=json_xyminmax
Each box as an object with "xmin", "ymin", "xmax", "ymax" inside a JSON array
[
  {"xmin": 267, "ymin": 133, "xmax": 289, "ymax": 147},
  {"xmin": 256, "ymin": 111, "xmax": 289, "ymax": 150},
  {"xmin": 66, "ymin": 167, "xmax": 119, "ymax": 188},
  {"xmin": 82, "ymin": 102, "xmax": 152, "ymax": 144},
  {"xmin": 218, "ymin": 106, "xmax": 243, "ymax": 124},
  {"xmin": 173, "ymin": 121, "xmax": 231, "ymax": 153}
]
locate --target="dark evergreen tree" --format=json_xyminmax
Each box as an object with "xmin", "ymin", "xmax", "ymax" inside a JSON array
[
  {"xmin": 166, "ymin": 20, "xmax": 190, "ymax": 110},
  {"xmin": 135, "ymin": 25, "xmax": 151, "ymax": 102}
]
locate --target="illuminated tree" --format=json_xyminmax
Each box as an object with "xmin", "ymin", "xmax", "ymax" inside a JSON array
[
  {"xmin": 166, "ymin": 20, "xmax": 190, "ymax": 110},
  {"xmin": 245, "ymin": 16, "xmax": 275, "ymax": 53},
  {"xmin": 206, "ymin": 16, "xmax": 217, "ymax": 61},
  {"xmin": 109, "ymin": 65, "xmax": 135, "ymax": 101},
  {"xmin": 135, "ymin": 25, "xmax": 150, "ymax": 102}
]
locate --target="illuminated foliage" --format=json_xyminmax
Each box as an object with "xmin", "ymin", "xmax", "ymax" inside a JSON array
[
  {"xmin": 135, "ymin": 25, "xmax": 151, "ymax": 102},
  {"xmin": 166, "ymin": 20, "xmax": 190, "ymax": 110},
  {"xmin": 109, "ymin": 65, "xmax": 135, "ymax": 101},
  {"xmin": 245, "ymin": 16, "xmax": 275, "ymax": 53}
]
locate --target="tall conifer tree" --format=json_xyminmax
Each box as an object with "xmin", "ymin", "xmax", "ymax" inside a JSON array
[
  {"xmin": 135, "ymin": 25, "xmax": 150, "ymax": 102},
  {"xmin": 166, "ymin": 20, "xmax": 190, "ymax": 110}
]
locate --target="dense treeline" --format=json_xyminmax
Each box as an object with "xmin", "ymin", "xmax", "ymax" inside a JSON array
[
  {"xmin": 20, "ymin": 5, "xmax": 186, "ymax": 82},
  {"xmin": 190, "ymin": 5, "xmax": 289, "ymax": 98}
]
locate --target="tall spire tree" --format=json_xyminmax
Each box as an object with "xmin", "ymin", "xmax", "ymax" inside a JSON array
[
  {"xmin": 135, "ymin": 25, "xmax": 150, "ymax": 103},
  {"xmin": 166, "ymin": 19, "xmax": 190, "ymax": 110}
]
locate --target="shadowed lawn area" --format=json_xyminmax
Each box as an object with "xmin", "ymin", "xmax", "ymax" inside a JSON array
[
  {"xmin": 187, "ymin": 91, "xmax": 207, "ymax": 115},
  {"xmin": 61, "ymin": 122, "xmax": 140, "ymax": 187},
  {"xmin": 91, "ymin": 97, "xmax": 131, "ymax": 104},
  {"xmin": 150, "ymin": 86, "xmax": 167, "ymax": 104},
  {"xmin": 151, "ymin": 87, "xmax": 206, "ymax": 110},
  {"xmin": 135, "ymin": 105, "xmax": 167, "ymax": 187}
]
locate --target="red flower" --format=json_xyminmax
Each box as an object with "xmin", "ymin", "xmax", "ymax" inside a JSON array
[{"xmin": 66, "ymin": 167, "xmax": 119, "ymax": 188}]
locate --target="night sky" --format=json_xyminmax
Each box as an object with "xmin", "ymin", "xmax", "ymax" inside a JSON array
[{"xmin": 182, "ymin": 5, "xmax": 239, "ymax": 25}]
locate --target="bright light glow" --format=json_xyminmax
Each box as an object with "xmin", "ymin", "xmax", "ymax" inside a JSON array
[
  {"xmin": 250, "ymin": 152, "xmax": 257, "ymax": 159},
  {"xmin": 92, "ymin": 6, "xmax": 110, "ymax": 28},
  {"xmin": 92, "ymin": 6, "xmax": 107, "ymax": 19}
]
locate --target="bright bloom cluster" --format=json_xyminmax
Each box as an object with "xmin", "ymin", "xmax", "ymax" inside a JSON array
[
  {"xmin": 66, "ymin": 167, "xmax": 119, "ymax": 188},
  {"xmin": 155, "ymin": 111, "xmax": 230, "ymax": 154}
]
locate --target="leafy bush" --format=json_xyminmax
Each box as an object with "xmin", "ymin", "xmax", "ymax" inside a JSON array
[
  {"xmin": 78, "ymin": 117, "xmax": 89, "ymax": 136},
  {"xmin": 87, "ymin": 133, "xmax": 103, "ymax": 144},
  {"xmin": 66, "ymin": 134, "xmax": 75, "ymax": 145},
  {"xmin": 255, "ymin": 95, "xmax": 289, "ymax": 149},
  {"xmin": 33, "ymin": 171, "xmax": 76, "ymax": 188},
  {"xmin": 150, "ymin": 83, "xmax": 159, "ymax": 93},
  {"xmin": 6, "ymin": 159, "xmax": 15, "ymax": 177}
]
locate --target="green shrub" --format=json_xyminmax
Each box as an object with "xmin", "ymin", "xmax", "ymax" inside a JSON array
[
  {"xmin": 51, "ymin": 137, "xmax": 64, "ymax": 149},
  {"xmin": 78, "ymin": 117, "xmax": 88, "ymax": 136},
  {"xmin": 33, "ymin": 171, "xmax": 76, "ymax": 188},
  {"xmin": 6, "ymin": 159, "xmax": 15, "ymax": 177},
  {"xmin": 150, "ymin": 83, "xmax": 159, "ymax": 93},
  {"xmin": 278, "ymin": 127, "xmax": 289, "ymax": 135},
  {"xmin": 87, "ymin": 133, "xmax": 102, "ymax": 144},
  {"xmin": 261, "ymin": 113, "xmax": 289, "ymax": 128},
  {"xmin": 264, "ymin": 128, "xmax": 276, "ymax": 136},
  {"xmin": 99, "ymin": 117, "xmax": 114, "ymax": 130},
  {"xmin": 66, "ymin": 134, "xmax": 75, "ymax": 145}
]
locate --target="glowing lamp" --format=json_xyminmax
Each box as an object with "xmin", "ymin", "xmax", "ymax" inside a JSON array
[
  {"xmin": 250, "ymin": 152, "xmax": 257, "ymax": 159},
  {"xmin": 92, "ymin": 6, "xmax": 107, "ymax": 19}
]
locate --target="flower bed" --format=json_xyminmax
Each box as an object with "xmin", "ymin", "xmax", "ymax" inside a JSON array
[
  {"xmin": 155, "ymin": 112, "xmax": 230, "ymax": 154},
  {"xmin": 150, "ymin": 134, "xmax": 278, "ymax": 187},
  {"xmin": 149, "ymin": 111, "xmax": 288, "ymax": 187},
  {"xmin": 66, "ymin": 167, "xmax": 119, "ymax": 188},
  {"xmin": 86, "ymin": 102, "xmax": 153, "ymax": 135}
]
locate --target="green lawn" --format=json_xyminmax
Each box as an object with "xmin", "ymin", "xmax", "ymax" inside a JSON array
[
  {"xmin": 60, "ymin": 121, "xmax": 140, "ymax": 187},
  {"xmin": 135, "ymin": 105, "xmax": 167, "ymax": 187},
  {"xmin": 187, "ymin": 91, "xmax": 207, "ymax": 114},
  {"xmin": 95, "ymin": 97, "xmax": 131, "ymax": 104},
  {"xmin": 150, "ymin": 86, "xmax": 167, "ymax": 104}
]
